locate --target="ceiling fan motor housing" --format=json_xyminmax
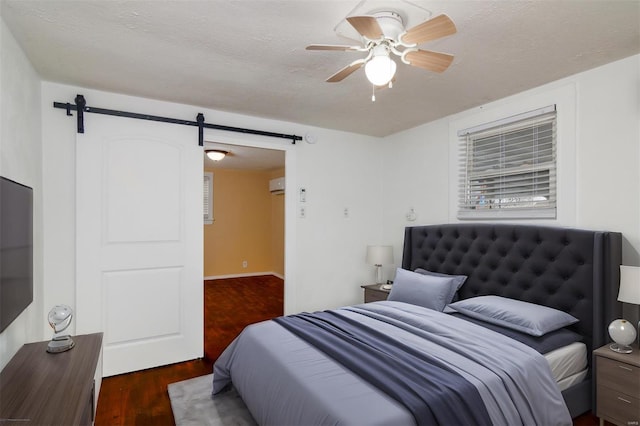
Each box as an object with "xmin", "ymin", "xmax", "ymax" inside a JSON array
[{"xmin": 371, "ymin": 11, "xmax": 405, "ymax": 42}]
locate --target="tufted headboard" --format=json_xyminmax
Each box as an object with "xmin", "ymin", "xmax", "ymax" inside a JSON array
[{"xmin": 401, "ymin": 224, "xmax": 622, "ymax": 416}]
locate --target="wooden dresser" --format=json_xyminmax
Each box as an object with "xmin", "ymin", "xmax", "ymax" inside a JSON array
[
  {"xmin": 594, "ymin": 343, "xmax": 640, "ymax": 426},
  {"xmin": 0, "ymin": 333, "xmax": 103, "ymax": 426}
]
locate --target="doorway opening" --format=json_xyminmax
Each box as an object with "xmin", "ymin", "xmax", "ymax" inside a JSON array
[{"xmin": 202, "ymin": 142, "xmax": 286, "ymax": 361}]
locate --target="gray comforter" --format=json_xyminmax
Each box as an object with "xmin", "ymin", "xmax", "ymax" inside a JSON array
[{"xmin": 213, "ymin": 301, "xmax": 572, "ymax": 425}]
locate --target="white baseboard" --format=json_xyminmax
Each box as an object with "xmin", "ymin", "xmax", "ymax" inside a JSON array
[{"xmin": 204, "ymin": 271, "xmax": 284, "ymax": 281}]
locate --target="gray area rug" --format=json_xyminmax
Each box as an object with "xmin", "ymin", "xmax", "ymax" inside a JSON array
[{"xmin": 168, "ymin": 374, "xmax": 257, "ymax": 426}]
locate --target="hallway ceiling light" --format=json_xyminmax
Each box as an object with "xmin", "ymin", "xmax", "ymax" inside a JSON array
[{"xmin": 206, "ymin": 149, "xmax": 228, "ymax": 161}]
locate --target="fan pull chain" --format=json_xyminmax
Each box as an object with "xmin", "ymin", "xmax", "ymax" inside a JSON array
[{"xmin": 371, "ymin": 85, "xmax": 376, "ymax": 102}]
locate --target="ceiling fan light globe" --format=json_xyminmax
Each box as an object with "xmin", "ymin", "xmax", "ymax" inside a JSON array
[{"xmin": 365, "ymin": 56, "xmax": 397, "ymax": 86}]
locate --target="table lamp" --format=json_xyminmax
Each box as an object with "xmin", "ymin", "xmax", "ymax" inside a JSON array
[
  {"xmin": 47, "ymin": 304, "xmax": 75, "ymax": 353},
  {"xmin": 608, "ymin": 265, "xmax": 640, "ymax": 353},
  {"xmin": 366, "ymin": 245, "xmax": 394, "ymax": 284}
]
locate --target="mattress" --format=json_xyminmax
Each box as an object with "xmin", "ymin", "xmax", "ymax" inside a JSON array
[
  {"xmin": 557, "ymin": 369, "xmax": 588, "ymax": 392},
  {"xmin": 214, "ymin": 302, "xmax": 573, "ymax": 426},
  {"xmin": 544, "ymin": 342, "xmax": 587, "ymax": 383}
]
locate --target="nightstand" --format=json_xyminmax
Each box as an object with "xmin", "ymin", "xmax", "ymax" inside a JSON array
[
  {"xmin": 594, "ymin": 343, "xmax": 640, "ymax": 426},
  {"xmin": 361, "ymin": 284, "xmax": 391, "ymax": 303}
]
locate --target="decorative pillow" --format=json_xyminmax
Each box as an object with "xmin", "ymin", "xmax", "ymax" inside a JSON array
[
  {"xmin": 447, "ymin": 295, "xmax": 579, "ymax": 337},
  {"xmin": 415, "ymin": 268, "xmax": 467, "ymax": 291},
  {"xmin": 415, "ymin": 268, "xmax": 467, "ymax": 302},
  {"xmin": 387, "ymin": 268, "xmax": 457, "ymax": 311},
  {"xmin": 449, "ymin": 312, "xmax": 583, "ymax": 354}
]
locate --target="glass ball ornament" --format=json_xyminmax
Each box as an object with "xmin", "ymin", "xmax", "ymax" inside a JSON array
[
  {"xmin": 46, "ymin": 304, "xmax": 75, "ymax": 353},
  {"xmin": 608, "ymin": 319, "xmax": 637, "ymax": 354}
]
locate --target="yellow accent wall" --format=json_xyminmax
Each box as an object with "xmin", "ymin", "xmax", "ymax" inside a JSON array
[{"xmin": 204, "ymin": 168, "xmax": 284, "ymax": 277}]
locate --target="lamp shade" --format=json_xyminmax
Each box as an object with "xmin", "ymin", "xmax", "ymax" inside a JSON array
[
  {"xmin": 366, "ymin": 245, "xmax": 394, "ymax": 266},
  {"xmin": 619, "ymin": 265, "xmax": 640, "ymax": 305}
]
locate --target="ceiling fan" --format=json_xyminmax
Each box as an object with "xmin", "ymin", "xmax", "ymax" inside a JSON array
[{"xmin": 306, "ymin": 11, "xmax": 456, "ymax": 93}]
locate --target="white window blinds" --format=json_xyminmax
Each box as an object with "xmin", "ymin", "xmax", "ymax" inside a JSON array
[
  {"xmin": 204, "ymin": 172, "xmax": 213, "ymax": 224},
  {"xmin": 457, "ymin": 105, "xmax": 557, "ymax": 219}
]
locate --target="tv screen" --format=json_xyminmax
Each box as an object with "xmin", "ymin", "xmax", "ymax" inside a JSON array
[{"xmin": 0, "ymin": 176, "xmax": 33, "ymax": 333}]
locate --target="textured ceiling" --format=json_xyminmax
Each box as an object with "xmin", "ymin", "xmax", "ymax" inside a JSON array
[{"xmin": 2, "ymin": 0, "xmax": 639, "ymax": 137}]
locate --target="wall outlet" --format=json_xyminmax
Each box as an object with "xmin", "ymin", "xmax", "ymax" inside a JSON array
[
  {"xmin": 242, "ymin": 260, "xmax": 248, "ymax": 268},
  {"xmin": 299, "ymin": 206, "xmax": 306, "ymax": 218},
  {"xmin": 343, "ymin": 207, "xmax": 349, "ymax": 218}
]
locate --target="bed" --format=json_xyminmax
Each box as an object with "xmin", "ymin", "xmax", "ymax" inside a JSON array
[{"xmin": 213, "ymin": 224, "xmax": 622, "ymax": 425}]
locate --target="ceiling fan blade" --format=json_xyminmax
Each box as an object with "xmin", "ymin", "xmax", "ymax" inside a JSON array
[
  {"xmin": 306, "ymin": 44, "xmax": 359, "ymax": 51},
  {"xmin": 326, "ymin": 60, "xmax": 366, "ymax": 82},
  {"xmin": 346, "ymin": 15, "xmax": 384, "ymax": 40},
  {"xmin": 404, "ymin": 50, "xmax": 454, "ymax": 73},
  {"xmin": 401, "ymin": 14, "xmax": 457, "ymax": 45}
]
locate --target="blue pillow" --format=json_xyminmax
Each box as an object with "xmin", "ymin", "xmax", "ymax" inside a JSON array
[
  {"xmin": 387, "ymin": 268, "xmax": 458, "ymax": 311},
  {"xmin": 449, "ymin": 312, "xmax": 583, "ymax": 354},
  {"xmin": 448, "ymin": 295, "xmax": 579, "ymax": 336},
  {"xmin": 415, "ymin": 268, "xmax": 467, "ymax": 291},
  {"xmin": 415, "ymin": 268, "xmax": 467, "ymax": 301}
]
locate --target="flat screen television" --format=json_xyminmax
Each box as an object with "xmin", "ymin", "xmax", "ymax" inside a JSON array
[{"xmin": 0, "ymin": 176, "xmax": 33, "ymax": 333}]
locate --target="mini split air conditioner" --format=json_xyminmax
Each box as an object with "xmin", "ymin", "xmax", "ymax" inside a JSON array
[{"xmin": 269, "ymin": 177, "xmax": 285, "ymax": 194}]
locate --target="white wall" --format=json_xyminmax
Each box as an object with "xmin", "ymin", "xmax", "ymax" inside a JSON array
[
  {"xmin": 7, "ymin": 18, "xmax": 638, "ymax": 369},
  {"xmin": 381, "ymin": 54, "xmax": 640, "ymax": 320},
  {"xmin": 382, "ymin": 54, "xmax": 639, "ymax": 261},
  {"xmin": 379, "ymin": 118, "xmax": 451, "ymax": 275},
  {"xmin": 40, "ymin": 82, "xmax": 383, "ymax": 335},
  {"xmin": 294, "ymin": 127, "xmax": 383, "ymax": 310},
  {"xmin": 0, "ymin": 16, "xmax": 43, "ymax": 370}
]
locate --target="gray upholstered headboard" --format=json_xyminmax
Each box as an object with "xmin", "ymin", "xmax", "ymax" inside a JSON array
[{"xmin": 401, "ymin": 224, "xmax": 622, "ymax": 416}]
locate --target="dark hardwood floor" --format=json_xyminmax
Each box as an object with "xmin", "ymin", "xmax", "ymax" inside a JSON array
[
  {"xmin": 95, "ymin": 275, "xmax": 283, "ymax": 426},
  {"xmin": 95, "ymin": 275, "xmax": 599, "ymax": 425},
  {"xmin": 95, "ymin": 358, "xmax": 214, "ymax": 426},
  {"xmin": 204, "ymin": 274, "xmax": 284, "ymax": 361}
]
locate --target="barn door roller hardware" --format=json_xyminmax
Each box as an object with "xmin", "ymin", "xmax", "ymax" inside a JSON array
[{"xmin": 53, "ymin": 94, "xmax": 303, "ymax": 145}]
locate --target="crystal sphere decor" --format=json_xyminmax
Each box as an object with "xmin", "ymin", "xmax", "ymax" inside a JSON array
[
  {"xmin": 46, "ymin": 304, "xmax": 75, "ymax": 353},
  {"xmin": 608, "ymin": 319, "xmax": 637, "ymax": 354}
]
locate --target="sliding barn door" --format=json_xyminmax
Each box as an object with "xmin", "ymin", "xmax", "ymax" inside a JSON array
[{"xmin": 76, "ymin": 115, "xmax": 203, "ymax": 376}]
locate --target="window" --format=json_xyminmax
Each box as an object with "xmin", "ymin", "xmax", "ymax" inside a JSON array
[
  {"xmin": 204, "ymin": 172, "xmax": 213, "ymax": 224},
  {"xmin": 458, "ymin": 105, "xmax": 556, "ymax": 219}
]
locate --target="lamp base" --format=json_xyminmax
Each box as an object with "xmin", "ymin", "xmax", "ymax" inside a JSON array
[
  {"xmin": 609, "ymin": 342, "xmax": 633, "ymax": 354},
  {"xmin": 375, "ymin": 264, "xmax": 384, "ymax": 284},
  {"xmin": 47, "ymin": 336, "xmax": 75, "ymax": 353}
]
